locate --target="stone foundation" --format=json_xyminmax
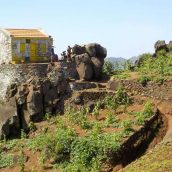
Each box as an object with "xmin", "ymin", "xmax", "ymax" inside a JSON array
[{"xmin": 0, "ymin": 63, "xmax": 48, "ymax": 100}]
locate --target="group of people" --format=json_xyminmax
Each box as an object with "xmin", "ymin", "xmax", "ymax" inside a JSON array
[
  {"xmin": 51, "ymin": 45, "xmax": 73, "ymax": 62},
  {"xmin": 61, "ymin": 46, "xmax": 73, "ymax": 62},
  {"xmin": 51, "ymin": 47, "xmax": 58, "ymax": 62}
]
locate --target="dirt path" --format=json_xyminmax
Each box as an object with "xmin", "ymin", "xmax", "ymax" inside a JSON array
[{"xmin": 120, "ymin": 99, "xmax": 172, "ymax": 172}]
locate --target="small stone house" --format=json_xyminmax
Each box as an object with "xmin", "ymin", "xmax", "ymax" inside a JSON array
[{"xmin": 0, "ymin": 28, "xmax": 53, "ymax": 64}]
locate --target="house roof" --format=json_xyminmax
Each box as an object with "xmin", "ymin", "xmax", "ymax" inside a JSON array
[{"xmin": 4, "ymin": 29, "xmax": 49, "ymax": 38}]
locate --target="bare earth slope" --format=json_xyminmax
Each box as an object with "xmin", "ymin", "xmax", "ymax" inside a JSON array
[{"xmin": 120, "ymin": 100, "xmax": 172, "ymax": 172}]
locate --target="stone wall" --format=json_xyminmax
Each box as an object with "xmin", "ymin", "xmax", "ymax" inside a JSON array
[
  {"xmin": 0, "ymin": 30, "xmax": 12, "ymax": 64},
  {"xmin": 121, "ymin": 80, "xmax": 172, "ymax": 100},
  {"xmin": 0, "ymin": 63, "xmax": 48, "ymax": 100},
  {"xmin": 0, "ymin": 62, "xmax": 70, "ymax": 139}
]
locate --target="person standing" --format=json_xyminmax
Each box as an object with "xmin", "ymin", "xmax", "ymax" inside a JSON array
[{"xmin": 67, "ymin": 46, "xmax": 72, "ymax": 61}]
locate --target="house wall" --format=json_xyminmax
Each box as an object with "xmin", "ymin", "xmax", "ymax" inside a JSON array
[
  {"xmin": 12, "ymin": 37, "xmax": 53, "ymax": 64},
  {"xmin": 0, "ymin": 31, "xmax": 12, "ymax": 64}
]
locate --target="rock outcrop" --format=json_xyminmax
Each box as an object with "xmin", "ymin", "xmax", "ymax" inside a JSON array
[
  {"xmin": 0, "ymin": 98, "xmax": 19, "ymax": 139},
  {"xmin": 0, "ymin": 42, "xmax": 107, "ymax": 139},
  {"xmin": 75, "ymin": 53, "xmax": 94, "ymax": 80},
  {"xmin": 71, "ymin": 43, "xmax": 107, "ymax": 81},
  {"xmin": 154, "ymin": 40, "xmax": 167, "ymax": 53},
  {"xmin": 1, "ymin": 63, "xmax": 70, "ymax": 138},
  {"xmin": 154, "ymin": 40, "xmax": 172, "ymax": 56}
]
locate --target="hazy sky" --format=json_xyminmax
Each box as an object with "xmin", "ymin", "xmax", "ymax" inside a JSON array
[{"xmin": 0, "ymin": 0, "xmax": 172, "ymax": 58}]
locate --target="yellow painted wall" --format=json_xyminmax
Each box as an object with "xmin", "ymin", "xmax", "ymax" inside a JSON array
[
  {"xmin": 30, "ymin": 42, "xmax": 37, "ymax": 62},
  {"xmin": 12, "ymin": 37, "xmax": 51, "ymax": 64}
]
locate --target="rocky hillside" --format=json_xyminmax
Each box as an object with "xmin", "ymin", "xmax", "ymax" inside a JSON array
[{"xmin": 0, "ymin": 41, "xmax": 172, "ymax": 172}]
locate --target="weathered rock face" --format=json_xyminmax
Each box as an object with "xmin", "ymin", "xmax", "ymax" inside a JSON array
[
  {"xmin": 75, "ymin": 53, "xmax": 93, "ymax": 80},
  {"xmin": 106, "ymin": 80, "xmax": 121, "ymax": 91},
  {"xmin": 72, "ymin": 44, "xmax": 86, "ymax": 55},
  {"xmin": 85, "ymin": 43, "xmax": 107, "ymax": 58},
  {"xmin": 91, "ymin": 56, "xmax": 104, "ymax": 78},
  {"xmin": 154, "ymin": 40, "xmax": 167, "ymax": 53},
  {"xmin": 0, "ymin": 98, "xmax": 19, "ymax": 139},
  {"xmin": 0, "ymin": 42, "xmax": 107, "ymax": 138},
  {"xmin": 167, "ymin": 41, "xmax": 172, "ymax": 52},
  {"xmin": 0, "ymin": 63, "xmax": 48, "ymax": 101},
  {"xmin": 1, "ymin": 63, "xmax": 71, "ymax": 138},
  {"xmin": 27, "ymin": 85, "xmax": 43, "ymax": 121},
  {"xmin": 71, "ymin": 43, "xmax": 107, "ymax": 81}
]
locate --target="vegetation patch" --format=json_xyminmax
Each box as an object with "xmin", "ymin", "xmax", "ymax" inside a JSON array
[
  {"xmin": 0, "ymin": 152, "xmax": 14, "ymax": 168},
  {"xmin": 0, "ymin": 88, "xmax": 158, "ymax": 172}
]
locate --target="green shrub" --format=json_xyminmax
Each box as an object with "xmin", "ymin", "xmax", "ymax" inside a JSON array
[
  {"xmin": 27, "ymin": 127, "xmax": 77, "ymax": 164},
  {"xmin": 104, "ymin": 95, "xmax": 118, "ymax": 111},
  {"xmin": 28, "ymin": 122, "xmax": 37, "ymax": 132},
  {"xmin": 138, "ymin": 75, "xmax": 151, "ymax": 86},
  {"xmin": 0, "ymin": 152, "xmax": 14, "ymax": 168},
  {"xmin": 134, "ymin": 102, "xmax": 154, "ymax": 125},
  {"xmin": 137, "ymin": 52, "xmax": 172, "ymax": 78},
  {"xmin": 66, "ymin": 106, "xmax": 92, "ymax": 130},
  {"xmin": 0, "ymin": 139, "xmax": 19, "ymax": 151},
  {"xmin": 154, "ymin": 76, "xmax": 164, "ymax": 85},
  {"xmin": 135, "ymin": 112, "xmax": 146, "ymax": 125},
  {"xmin": 112, "ymin": 73, "xmax": 130, "ymax": 80},
  {"xmin": 104, "ymin": 111, "xmax": 120, "ymax": 128},
  {"xmin": 92, "ymin": 102, "xmax": 101, "ymax": 120},
  {"xmin": 123, "ymin": 60, "xmax": 133, "ymax": 71},
  {"xmin": 67, "ymin": 132, "xmax": 121, "ymax": 172},
  {"xmin": 143, "ymin": 102, "xmax": 153, "ymax": 118},
  {"xmin": 121, "ymin": 120, "xmax": 133, "ymax": 135},
  {"xmin": 18, "ymin": 150, "xmax": 25, "ymax": 172},
  {"xmin": 137, "ymin": 53, "xmax": 153, "ymax": 69},
  {"xmin": 103, "ymin": 61, "xmax": 114, "ymax": 75},
  {"xmin": 104, "ymin": 88, "xmax": 130, "ymax": 112},
  {"xmin": 115, "ymin": 87, "xmax": 130, "ymax": 105}
]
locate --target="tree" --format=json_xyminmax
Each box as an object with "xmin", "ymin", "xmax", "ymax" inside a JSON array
[{"xmin": 103, "ymin": 61, "xmax": 114, "ymax": 75}]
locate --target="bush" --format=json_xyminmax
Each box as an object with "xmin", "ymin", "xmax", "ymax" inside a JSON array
[
  {"xmin": 104, "ymin": 95, "xmax": 118, "ymax": 111},
  {"xmin": 103, "ymin": 61, "xmax": 114, "ymax": 75},
  {"xmin": 115, "ymin": 87, "xmax": 130, "ymax": 105},
  {"xmin": 136, "ymin": 53, "xmax": 153, "ymax": 68},
  {"xmin": 67, "ymin": 132, "xmax": 121, "ymax": 172},
  {"xmin": 104, "ymin": 111, "xmax": 120, "ymax": 128},
  {"xmin": 143, "ymin": 102, "xmax": 153, "ymax": 118},
  {"xmin": 66, "ymin": 107, "xmax": 92, "ymax": 130},
  {"xmin": 137, "ymin": 52, "xmax": 172, "ymax": 78},
  {"xmin": 154, "ymin": 76, "xmax": 164, "ymax": 85},
  {"xmin": 27, "ymin": 127, "xmax": 77, "ymax": 163},
  {"xmin": 0, "ymin": 152, "xmax": 14, "ymax": 168},
  {"xmin": 92, "ymin": 102, "xmax": 101, "ymax": 120},
  {"xmin": 121, "ymin": 120, "xmax": 133, "ymax": 135},
  {"xmin": 138, "ymin": 75, "xmax": 151, "ymax": 86},
  {"xmin": 112, "ymin": 73, "xmax": 130, "ymax": 80},
  {"xmin": 134, "ymin": 102, "xmax": 154, "ymax": 125}
]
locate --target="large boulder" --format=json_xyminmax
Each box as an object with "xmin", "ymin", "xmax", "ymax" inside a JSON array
[
  {"xmin": 27, "ymin": 85, "xmax": 43, "ymax": 121},
  {"xmin": 91, "ymin": 57, "xmax": 104, "ymax": 78},
  {"xmin": 85, "ymin": 43, "xmax": 107, "ymax": 58},
  {"xmin": 75, "ymin": 53, "xmax": 94, "ymax": 80},
  {"xmin": 72, "ymin": 44, "xmax": 86, "ymax": 55},
  {"xmin": 71, "ymin": 43, "xmax": 107, "ymax": 81},
  {"xmin": 44, "ymin": 84, "xmax": 59, "ymax": 114},
  {"xmin": 154, "ymin": 40, "xmax": 168, "ymax": 53},
  {"xmin": 61, "ymin": 43, "xmax": 107, "ymax": 81},
  {"xmin": 5, "ymin": 83, "xmax": 18, "ymax": 101},
  {"xmin": 167, "ymin": 41, "xmax": 172, "ymax": 52},
  {"xmin": 107, "ymin": 80, "xmax": 121, "ymax": 91},
  {"xmin": 0, "ymin": 98, "xmax": 19, "ymax": 139}
]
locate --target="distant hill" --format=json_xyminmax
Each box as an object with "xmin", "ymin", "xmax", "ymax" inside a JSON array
[
  {"xmin": 129, "ymin": 56, "xmax": 139, "ymax": 64},
  {"xmin": 106, "ymin": 56, "xmax": 139, "ymax": 65},
  {"xmin": 107, "ymin": 57, "xmax": 126, "ymax": 64}
]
